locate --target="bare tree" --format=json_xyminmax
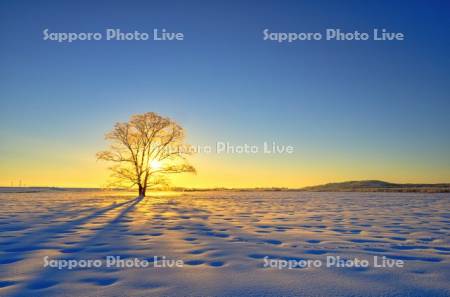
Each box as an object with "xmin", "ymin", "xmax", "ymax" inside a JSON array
[{"xmin": 97, "ymin": 112, "xmax": 196, "ymax": 196}]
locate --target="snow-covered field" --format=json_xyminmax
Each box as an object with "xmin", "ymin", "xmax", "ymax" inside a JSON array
[{"xmin": 0, "ymin": 191, "xmax": 449, "ymax": 297}]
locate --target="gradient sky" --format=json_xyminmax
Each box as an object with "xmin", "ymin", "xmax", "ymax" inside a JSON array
[{"xmin": 1, "ymin": 0, "xmax": 449, "ymax": 188}]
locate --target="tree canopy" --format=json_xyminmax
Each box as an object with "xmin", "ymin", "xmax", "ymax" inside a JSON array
[{"xmin": 97, "ymin": 112, "xmax": 196, "ymax": 196}]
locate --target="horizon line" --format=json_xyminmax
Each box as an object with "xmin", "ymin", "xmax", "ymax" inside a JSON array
[{"xmin": 2, "ymin": 179, "xmax": 450, "ymax": 190}]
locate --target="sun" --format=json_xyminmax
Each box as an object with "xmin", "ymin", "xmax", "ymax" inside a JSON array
[{"xmin": 149, "ymin": 159, "xmax": 162, "ymax": 170}]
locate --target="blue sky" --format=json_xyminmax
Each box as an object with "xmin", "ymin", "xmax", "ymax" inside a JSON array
[{"xmin": 1, "ymin": 0, "xmax": 449, "ymax": 187}]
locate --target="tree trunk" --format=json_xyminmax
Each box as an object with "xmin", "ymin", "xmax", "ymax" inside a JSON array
[{"xmin": 138, "ymin": 184, "xmax": 144, "ymax": 197}]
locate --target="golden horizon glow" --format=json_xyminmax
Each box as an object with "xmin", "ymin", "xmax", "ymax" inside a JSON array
[
  {"xmin": 1, "ymin": 133, "xmax": 450, "ymax": 189},
  {"xmin": 1, "ymin": 148, "xmax": 450, "ymax": 188},
  {"xmin": 149, "ymin": 160, "xmax": 162, "ymax": 170}
]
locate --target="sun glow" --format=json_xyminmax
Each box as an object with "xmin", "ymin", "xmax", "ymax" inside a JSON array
[{"xmin": 150, "ymin": 160, "xmax": 162, "ymax": 170}]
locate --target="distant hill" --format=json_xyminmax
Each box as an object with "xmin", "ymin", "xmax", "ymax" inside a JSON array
[{"xmin": 301, "ymin": 180, "xmax": 450, "ymax": 193}]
